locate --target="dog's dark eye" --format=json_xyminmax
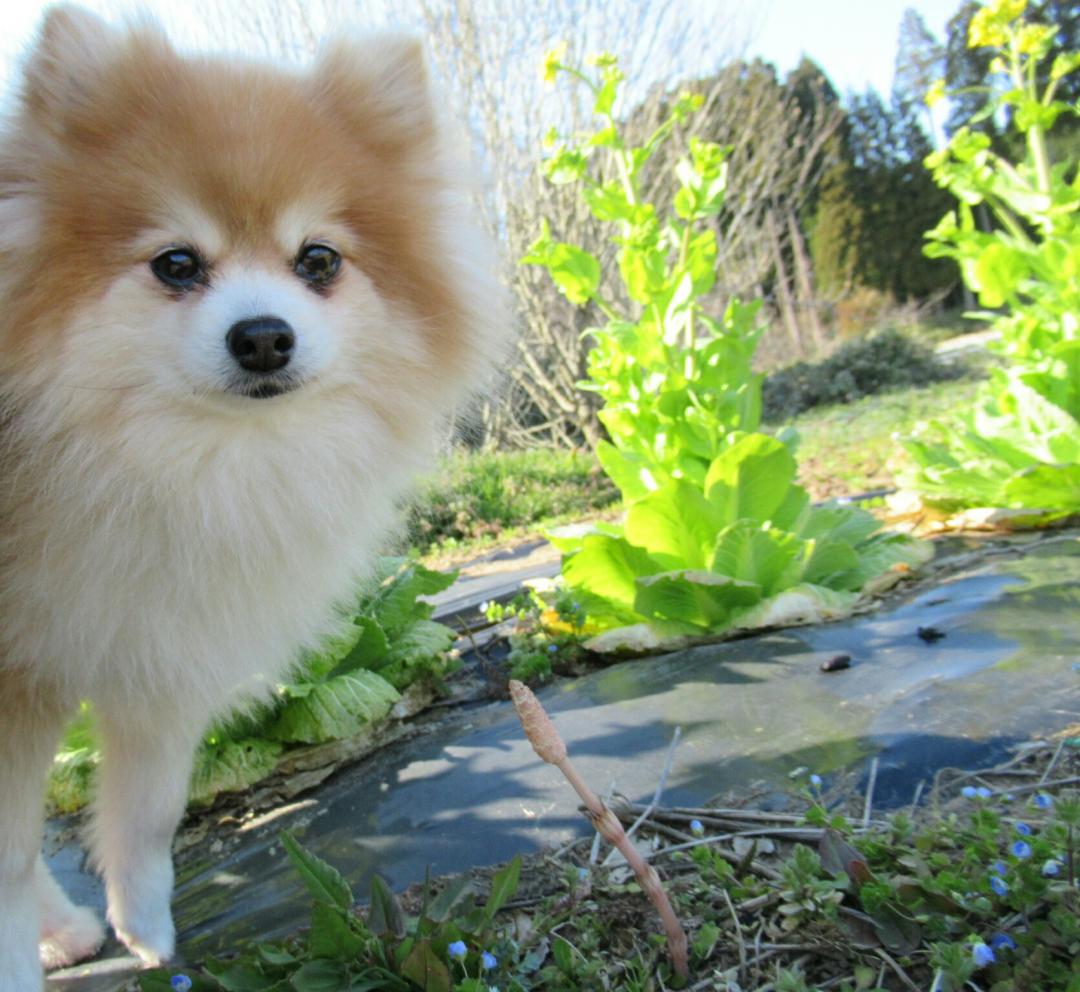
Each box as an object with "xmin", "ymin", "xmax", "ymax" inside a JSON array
[
  {"xmin": 295, "ymin": 244, "xmax": 341, "ymax": 286},
  {"xmin": 151, "ymin": 248, "xmax": 204, "ymax": 289}
]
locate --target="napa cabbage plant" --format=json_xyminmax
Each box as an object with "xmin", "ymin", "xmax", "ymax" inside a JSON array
[{"xmin": 524, "ymin": 51, "xmax": 928, "ymax": 639}]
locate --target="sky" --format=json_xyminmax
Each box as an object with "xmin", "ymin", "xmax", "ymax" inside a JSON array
[
  {"xmin": 0, "ymin": 0, "xmax": 965, "ymax": 104},
  {"xmin": 744, "ymin": 0, "xmax": 960, "ymax": 98}
]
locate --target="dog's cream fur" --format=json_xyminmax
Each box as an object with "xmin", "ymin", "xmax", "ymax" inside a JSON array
[{"xmin": 0, "ymin": 7, "xmax": 503, "ymax": 989}]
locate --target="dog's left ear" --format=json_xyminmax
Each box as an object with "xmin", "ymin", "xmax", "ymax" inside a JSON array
[{"xmin": 312, "ymin": 34, "xmax": 438, "ymax": 155}]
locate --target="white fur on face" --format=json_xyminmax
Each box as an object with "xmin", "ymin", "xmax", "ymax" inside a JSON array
[{"xmin": 183, "ymin": 266, "xmax": 340, "ymax": 397}]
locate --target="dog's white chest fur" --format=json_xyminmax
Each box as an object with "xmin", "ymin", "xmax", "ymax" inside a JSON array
[{"xmin": 1, "ymin": 397, "xmax": 417, "ymax": 711}]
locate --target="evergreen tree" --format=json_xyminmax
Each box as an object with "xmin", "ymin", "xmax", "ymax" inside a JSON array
[{"xmin": 894, "ymin": 8, "xmax": 944, "ymax": 132}]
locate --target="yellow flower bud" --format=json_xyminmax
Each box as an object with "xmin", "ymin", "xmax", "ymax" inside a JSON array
[{"xmin": 541, "ymin": 40, "xmax": 568, "ymax": 85}]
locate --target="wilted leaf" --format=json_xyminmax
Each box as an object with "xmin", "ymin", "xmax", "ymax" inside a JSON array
[
  {"xmin": 189, "ymin": 738, "xmax": 282, "ymax": 806},
  {"xmin": 819, "ymin": 828, "xmax": 874, "ymax": 887}
]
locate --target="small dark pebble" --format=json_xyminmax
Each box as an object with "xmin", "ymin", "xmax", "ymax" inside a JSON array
[
  {"xmin": 917, "ymin": 625, "xmax": 946, "ymax": 643},
  {"xmin": 821, "ymin": 653, "xmax": 852, "ymax": 672}
]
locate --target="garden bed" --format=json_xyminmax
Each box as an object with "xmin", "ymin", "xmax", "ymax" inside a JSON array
[{"xmin": 49, "ymin": 528, "xmax": 1080, "ymax": 990}]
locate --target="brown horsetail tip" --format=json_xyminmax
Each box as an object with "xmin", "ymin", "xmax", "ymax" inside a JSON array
[{"xmin": 508, "ymin": 679, "xmax": 567, "ymax": 764}]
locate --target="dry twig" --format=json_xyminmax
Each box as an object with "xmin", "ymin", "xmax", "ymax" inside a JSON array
[{"xmin": 509, "ymin": 679, "xmax": 689, "ymax": 979}]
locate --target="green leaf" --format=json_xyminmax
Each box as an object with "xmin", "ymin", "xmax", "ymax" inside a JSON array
[
  {"xmin": 483, "ymin": 855, "xmax": 521, "ymax": 922},
  {"xmin": 385, "ymin": 619, "xmax": 455, "ymax": 669},
  {"xmin": 970, "ymin": 242, "xmax": 1020, "ymax": 307},
  {"xmin": 798, "ymin": 504, "xmax": 881, "ymax": 546},
  {"xmin": 1002, "ymin": 463, "xmax": 1080, "ymax": 512},
  {"xmin": 623, "ymin": 480, "xmax": 722, "ymax": 571},
  {"xmin": 281, "ymin": 832, "xmax": 353, "ymax": 910},
  {"xmin": 802, "ymin": 540, "xmax": 863, "ymax": 591},
  {"xmin": 326, "ymin": 618, "xmax": 390, "ymax": 678},
  {"xmin": 619, "ymin": 243, "xmax": 666, "ymax": 305},
  {"xmin": 704, "ymin": 434, "xmax": 799, "ymax": 526},
  {"xmin": 310, "ymin": 902, "xmax": 365, "ymax": 959},
  {"xmin": 289, "ymin": 961, "xmax": 350, "ymax": 992},
  {"xmin": 424, "ymin": 876, "xmax": 475, "ymax": 923},
  {"xmin": 189, "ymin": 738, "xmax": 282, "ymax": 806},
  {"xmin": 367, "ymin": 875, "xmax": 406, "ymax": 938},
  {"xmin": 204, "ymin": 963, "xmax": 279, "ymax": 992},
  {"xmin": 552, "ymin": 937, "xmax": 575, "ymax": 975},
  {"xmin": 363, "ymin": 561, "xmax": 455, "ymax": 638},
  {"xmin": 399, "ymin": 941, "xmax": 452, "ymax": 992},
  {"xmin": 545, "ymin": 243, "xmax": 601, "ymax": 304},
  {"xmin": 584, "ymin": 183, "xmax": 630, "ymax": 222},
  {"xmin": 710, "ymin": 521, "xmax": 808, "ymax": 596},
  {"xmin": 269, "ymin": 671, "xmax": 399, "ymax": 744},
  {"xmin": 633, "ymin": 570, "xmax": 761, "ymax": 630},
  {"xmin": 596, "ymin": 440, "xmax": 661, "ymax": 504},
  {"xmin": 562, "ymin": 534, "xmax": 660, "ymax": 619}
]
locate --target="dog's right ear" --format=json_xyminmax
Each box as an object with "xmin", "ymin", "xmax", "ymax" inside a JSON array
[{"xmin": 21, "ymin": 5, "xmax": 120, "ymax": 131}]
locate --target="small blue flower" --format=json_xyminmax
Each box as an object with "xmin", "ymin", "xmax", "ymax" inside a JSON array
[
  {"xmin": 991, "ymin": 860, "xmax": 1008, "ymax": 876},
  {"xmin": 1014, "ymin": 822, "xmax": 1033, "ymax": 836},
  {"xmin": 810, "ymin": 774, "xmax": 822, "ymax": 789},
  {"xmin": 577, "ymin": 866, "xmax": 589, "ymax": 881},
  {"xmin": 1033, "ymin": 793, "xmax": 1053, "ymax": 810},
  {"xmin": 971, "ymin": 942, "xmax": 995, "ymax": 968},
  {"xmin": 1042, "ymin": 859, "xmax": 1062, "ymax": 877},
  {"xmin": 481, "ymin": 951, "xmax": 498, "ymax": 970},
  {"xmin": 1011, "ymin": 840, "xmax": 1032, "ymax": 859},
  {"xmin": 547, "ymin": 643, "xmax": 558, "ymax": 653},
  {"xmin": 448, "ymin": 940, "xmax": 467, "ymax": 960},
  {"xmin": 690, "ymin": 819, "xmax": 704, "ymax": 836},
  {"xmin": 989, "ymin": 933, "xmax": 1016, "ymax": 952},
  {"xmin": 961, "ymin": 785, "xmax": 977, "ymax": 798},
  {"xmin": 171, "ymin": 978, "xmax": 193, "ymax": 992},
  {"xmin": 989, "ymin": 875, "xmax": 1009, "ymax": 896},
  {"xmin": 976, "ymin": 786, "xmax": 992, "ymax": 799}
]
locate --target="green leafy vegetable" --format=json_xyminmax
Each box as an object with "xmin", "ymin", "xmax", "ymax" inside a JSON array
[
  {"xmin": 525, "ymin": 53, "xmax": 928, "ymax": 641},
  {"xmin": 901, "ymin": 4, "xmax": 1080, "ymax": 517}
]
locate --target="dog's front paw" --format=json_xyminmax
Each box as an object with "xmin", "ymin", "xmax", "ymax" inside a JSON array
[
  {"xmin": 39, "ymin": 905, "xmax": 106, "ymax": 970},
  {"xmin": 109, "ymin": 904, "xmax": 175, "ymax": 967}
]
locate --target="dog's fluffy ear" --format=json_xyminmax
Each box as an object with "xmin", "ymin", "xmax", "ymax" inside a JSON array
[
  {"xmin": 313, "ymin": 34, "xmax": 438, "ymax": 155},
  {"xmin": 21, "ymin": 6, "xmax": 119, "ymax": 125}
]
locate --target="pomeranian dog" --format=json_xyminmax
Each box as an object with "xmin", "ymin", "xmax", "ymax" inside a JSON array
[{"xmin": 0, "ymin": 5, "xmax": 503, "ymax": 989}]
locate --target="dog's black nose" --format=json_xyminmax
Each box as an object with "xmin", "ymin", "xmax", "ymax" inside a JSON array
[{"xmin": 226, "ymin": 317, "xmax": 294, "ymax": 373}]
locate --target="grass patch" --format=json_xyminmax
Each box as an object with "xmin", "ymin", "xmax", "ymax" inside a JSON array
[
  {"xmin": 787, "ymin": 377, "xmax": 986, "ymax": 501},
  {"xmin": 406, "ymin": 448, "xmax": 618, "ymax": 560}
]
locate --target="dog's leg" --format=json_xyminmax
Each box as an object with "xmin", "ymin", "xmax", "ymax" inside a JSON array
[
  {"xmin": 37, "ymin": 855, "xmax": 106, "ymax": 970},
  {"xmin": 90, "ymin": 707, "xmax": 203, "ymax": 966},
  {"xmin": 0, "ymin": 680, "xmax": 71, "ymax": 992}
]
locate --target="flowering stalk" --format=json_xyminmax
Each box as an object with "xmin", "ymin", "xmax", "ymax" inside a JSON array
[{"xmin": 509, "ymin": 679, "xmax": 689, "ymax": 979}]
